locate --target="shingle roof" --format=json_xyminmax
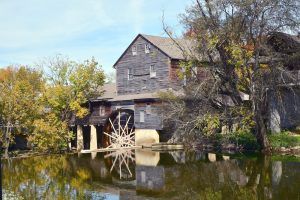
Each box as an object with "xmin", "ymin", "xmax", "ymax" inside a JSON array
[
  {"xmin": 109, "ymin": 92, "xmax": 158, "ymax": 102},
  {"xmin": 141, "ymin": 34, "xmax": 194, "ymax": 60},
  {"xmin": 93, "ymin": 83, "xmax": 117, "ymax": 101},
  {"xmin": 113, "ymin": 34, "xmax": 194, "ymax": 67},
  {"xmin": 108, "ymin": 88, "xmax": 184, "ymax": 102}
]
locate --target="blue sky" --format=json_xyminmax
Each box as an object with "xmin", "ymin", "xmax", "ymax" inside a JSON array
[{"xmin": 0, "ymin": 0, "xmax": 192, "ymax": 73}]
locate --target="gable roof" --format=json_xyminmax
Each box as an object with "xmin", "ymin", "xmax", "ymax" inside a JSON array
[
  {"xmin": 113, "ymin": 34, "xmax": 193, "ymax": 67},
  {"xmin": 141, "ymin": 34, "xmax": 193, "ymax": 60}
]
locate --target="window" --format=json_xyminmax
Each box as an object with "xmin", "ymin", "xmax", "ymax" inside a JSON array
[
  {"xmin": 150, "ymin": 65, "xmax": 156, "ymax": 78},
  {"xmin": 99, "ymin": 106, "xmax": 105, "ymax": 116},
  {"xmin": 128, "ymin": 68, "xmax": 133, "ymax": 80},
  {"xmin": 140, "ymin": 111, "xmax": 145, "ymax": 122},
  {"xmin": 145, "ymin": 44, "xmax": 150, "ymax": 53},
  {"xmin": 132, "ymin": 45, "xmax": 137, "ymax": 55},
  {"xmin": 146, "ymin": 104, "xmax": 151, "ymax": 114}
]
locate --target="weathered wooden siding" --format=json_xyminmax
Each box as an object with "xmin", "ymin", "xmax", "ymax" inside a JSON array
[
  {"xmin": 134, "ymin": 102, "xmax": 163, "ymax": 130},
  {"xmin": 170, "ymin": 60, "xmax": 211, "ymax": 85},
  {"xmin": 90, "ymin": 101, "xmax": 111, "ymax": 115},
  {"xmin": 115, "ymin": 36, "xmax": 171, "ymax": 95},
  {"xmin": 169, "ymin": 60, "xmax": 183, "ymax": 90},
  {"xmin": 196, "ymin": 67, "xmax": 210, "ymax": 82},
  {"xmin": 111, "ymin": 100, "xmax": 135, "ymax": 111},
  {"xmin": 72, "ymin": 101, "xmax": 112, "ymax": 125}
]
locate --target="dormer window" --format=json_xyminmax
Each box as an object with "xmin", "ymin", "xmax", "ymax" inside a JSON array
[
  {"xmin": 132, "ymin": 45, "xmax": 137, "ymax": 55},
  {"xmin": 145, "ymin": 44, "xmax": 150, "ymax": 53},
  {"xmin": 128, "ymin": 68, "xmax": 133, "ymax": 80},
  {"xmin": 150, "ymin": 65, "xmax": 156, "ymax": 78}
]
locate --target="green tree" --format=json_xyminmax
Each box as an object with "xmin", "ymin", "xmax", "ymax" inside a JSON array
[
  {"xmin": 0, "ymin": 66, "xmax": 44, "ymax": 158},
  {"xmin": 31, "ymin": 56, "xmax": 105, "ymax": 150},
  {"xmin": 105, "ymin": 71, "xmax": 116, "ymax": 83}
]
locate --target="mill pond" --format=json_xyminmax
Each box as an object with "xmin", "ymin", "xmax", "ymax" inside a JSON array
[{"xmin": 2, "ymin": 150, "xmax": 300, "ymax": 200}]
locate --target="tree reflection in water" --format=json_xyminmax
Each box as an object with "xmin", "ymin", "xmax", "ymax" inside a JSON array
[{"xmin": 1, "ymin": 151, "xmax": 300, "ymax": 199}]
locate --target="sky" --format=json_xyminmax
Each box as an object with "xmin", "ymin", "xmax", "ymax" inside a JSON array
[{"xmin": 0, "ymin": 0, "xmax": 192, "ymax": 73}]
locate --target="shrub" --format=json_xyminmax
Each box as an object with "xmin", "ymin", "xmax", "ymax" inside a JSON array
[
  {"xmin": 226, "ymin": 131, "xmax": 260, "ymax": 150},
  {"xmin": 213, "ymin": 131, "xmax": 260, "ymax": 150}
]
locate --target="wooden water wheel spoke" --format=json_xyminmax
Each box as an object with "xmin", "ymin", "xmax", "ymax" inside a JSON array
[
  {"xmin": 120, "ymin": 153, "xmax": 132, "ymax": 176},
  {"xmin": 103, "ymin": 110, "xmax": 135, "ymax": 180},
  {"xmin": 120, "ymin": 115, "xmax": 131, "ymax": 137},
  {"xmin": 110, "ymin": 153, "xmax": 119, "ymax": 172},
  {"xmin": 109, "ymin": 118, "xmax": 118, "ymax": 134},
  {"xmin": 105, "ymin": 110, "xmax": 135, "ymax": 149},
  {"xmin": 103, "ymin": 132, "xmax": 118, "ymax": 141}
]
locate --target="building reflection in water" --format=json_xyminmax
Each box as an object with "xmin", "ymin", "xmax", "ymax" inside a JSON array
[{"xmin": 2, "ymin": 149, "xmax": 298, "ymax": 200}]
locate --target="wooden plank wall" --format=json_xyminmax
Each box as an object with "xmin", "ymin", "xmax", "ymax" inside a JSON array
[
  {"xmin": 115, "ymin": 36, "xmax": 171, "ymax": 95},
  {"xmin": 134, "ymin": 102, "xmax": 163, "ymax": 130},
  {"xmin": 72, "ymin": 101, "xmax": 112, "ymax": 125}
]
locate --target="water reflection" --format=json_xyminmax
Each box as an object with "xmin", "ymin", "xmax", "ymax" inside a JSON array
[
  {"xmin": 2, "ymin": 151, "xmax": 300, "ymax": 199},
  {"xmin": 105, "ymin": 149, "xmax": 135, "ymax": 180}
]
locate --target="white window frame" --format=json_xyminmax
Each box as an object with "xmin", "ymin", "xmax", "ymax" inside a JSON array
[
  {"xmin": 140, "ymin": 111, "xmax": 145, "ymax": 123},
  {"xmin": 150, "ymin": 65, "xmax": 156, "ymax": 78},
  {"xmin": 128, "ymin": 68, "xmax": 133, "ymax": 80},
  {"xmin": 132, "ymin": 45, "xmax": 137, "ymax": 56},
  {"xmin": 145, "ymin": 44, "xmax": 150, "ymax": 54},
  {"xmin": 99, "ymin": 106, "xmax": 105, "ymax": 116}
]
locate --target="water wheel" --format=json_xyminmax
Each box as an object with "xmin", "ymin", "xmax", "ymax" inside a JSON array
[
  {"xmin": 103, "ymin": 109, "xmax": 135, "ymax": 149},
  {"xmin": 103, "ymin": 109, "xmax": 135, "ymax": 180}
]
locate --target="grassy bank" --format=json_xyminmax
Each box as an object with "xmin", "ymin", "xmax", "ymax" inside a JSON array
[
  {"xmin": 268, "ymin": 131, "xmax": 300, "ymax": 148},
  {"xmin": 194, "ymin": 131, "xmax": 300, "ymax": 153}
]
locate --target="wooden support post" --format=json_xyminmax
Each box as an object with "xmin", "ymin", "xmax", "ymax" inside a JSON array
[
  {"xmin": 208, "ymin": 153, "xmax": 216, "ymax": 162},
  {"xmin": 77, "ymin": 125, "xmax": 83, "ymax": 151},
  {"xmin": 91, "ymin": 152, "xmax": 97, "ymax": 160},
  {"xmin": 90, "ymin": 125, "xmax": 98, "ymax": 151},
  {"xmin": 135, "ymin": 129, "xmax": 159, "ymax": 146}
]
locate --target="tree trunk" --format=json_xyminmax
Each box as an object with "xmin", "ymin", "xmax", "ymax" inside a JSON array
[
  {"xmin": 4, "ymin": 144, "xmax": 9, "ymax": 158},
  {"xmin": 254, "ymin": 109, "xmax": 271, "ymax": 152},
  {"xmin": 252, "ymin": 48, "xmax": 271, "ymax": 153},
  {"xmin": 3, "ymin": 131, "xmax": 10, "ymax": 158},
  {"xmin": 3, "ymin": 124, "xmax": 11, "ymax": 158}
]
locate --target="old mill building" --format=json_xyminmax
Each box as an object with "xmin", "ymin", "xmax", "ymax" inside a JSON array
[
  {"xmin": 70, "ymin": 34, "xmax": 192, "ymax": 151},
  {"xmin": 70, "ymin": 32, "xmax": 300, "ymax": 151}
]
